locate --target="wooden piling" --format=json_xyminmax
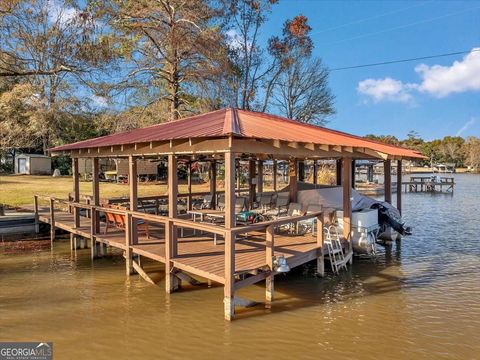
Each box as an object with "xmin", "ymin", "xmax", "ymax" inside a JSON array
[
  {"xmin": 316, "ymin": 215, "xmax": 325, "ymax": 277},
  {"xmin": 384, "ymin": 160, "xmax": 392, "ymax": 204},
  {"xmin": 265, "ymin": 225, "xmax": 274, "ymax": 303}
]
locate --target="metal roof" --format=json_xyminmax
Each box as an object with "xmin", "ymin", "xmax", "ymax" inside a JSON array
[{"xmin": 50, "ymin": 108, "xmax": 425, "ymax": 159}]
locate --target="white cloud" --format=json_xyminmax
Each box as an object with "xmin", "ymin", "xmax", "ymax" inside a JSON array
[
  {"xmin": 358, "ymin": 49, "xmax": 480, "ymax": 103},
  {"xmin": 456, "ymin": 118, "xmax": 476, "ymax": 136},
  {"xmin": 416, "ymin": 48, "xmax": 480, "ymax": 97},
  {"xmin": 357, "ymin": 77, "xmax": 416, "ymax": 103},
  {"xmin": 226, "ymin": 29, "xmax": 251, "ymax": 52}
]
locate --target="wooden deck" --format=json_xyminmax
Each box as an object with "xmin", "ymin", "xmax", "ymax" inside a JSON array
[{"xmin": 36, "ymin": 208, "xmax": 320, "ymax": 286}]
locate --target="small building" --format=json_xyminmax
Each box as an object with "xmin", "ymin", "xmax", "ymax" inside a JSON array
[{"xmin": 14, "ymin": 154, "xmax": 52, "ymax": 175}]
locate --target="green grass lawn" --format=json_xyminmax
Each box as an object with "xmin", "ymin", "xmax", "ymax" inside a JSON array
[{"xmin": 0, "ymin": 175, "xmax": 212, "ymax": 207}]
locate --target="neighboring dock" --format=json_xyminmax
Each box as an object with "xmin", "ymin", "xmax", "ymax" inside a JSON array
[{"xmin": 402, "ymin": 176, "xmax": 455, "ymax": 193}]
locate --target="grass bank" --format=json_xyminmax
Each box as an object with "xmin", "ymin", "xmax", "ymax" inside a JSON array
[{"xmin": 0, "ymin": 175, "xmax": 211, "ymax": 207}]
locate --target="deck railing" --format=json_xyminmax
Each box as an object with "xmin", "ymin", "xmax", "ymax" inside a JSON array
[{"xmin": 34, "ymin": 195, "xmax": 327, "ymax": 291}]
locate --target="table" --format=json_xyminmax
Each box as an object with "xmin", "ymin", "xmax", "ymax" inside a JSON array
[{"xmin": 187, "ymin": 209, "xmax": 225, "ymax": 244}]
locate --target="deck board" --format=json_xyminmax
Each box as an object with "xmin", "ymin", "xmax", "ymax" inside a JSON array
[{"xmin": 37, "ymin": 208, "xmax": 320, "ymax": 285}]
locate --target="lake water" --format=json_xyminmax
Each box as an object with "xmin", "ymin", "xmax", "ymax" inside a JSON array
[{"xmin": 1, "ymin": 174, "xmax": 479, "ymax": 359}]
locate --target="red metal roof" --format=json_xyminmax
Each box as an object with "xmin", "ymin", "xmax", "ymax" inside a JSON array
[{"xmin": 50, "ymin": 108, "xmax": 425, "ymax": 159}]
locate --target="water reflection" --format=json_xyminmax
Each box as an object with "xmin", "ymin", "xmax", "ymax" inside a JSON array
[{"xmin": 0, "ymin": 174, "xmax": 479, "ymax": 360}]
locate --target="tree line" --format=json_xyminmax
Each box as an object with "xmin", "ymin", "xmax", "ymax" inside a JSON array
[
  {"xmin": 0, "ymin": 0, "xmax": 335, "ymax": 163},
  {"xmin": 365, "ymin": 131, "xmax": 480, "ymax": 170}
]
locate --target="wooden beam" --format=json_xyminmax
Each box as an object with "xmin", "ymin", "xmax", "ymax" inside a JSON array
[
  {"xmin": 187, "ymin": 161, "xmax": 193, "ymax": 210},
  {"xmin": 49, "ymin": 198, "xmax": 55, "ymax": 245},
  {"xmin": 265, "ymin": 225, "xmax": 274, "ymax": 303},
  {"xmin": 129, "ymin": 156, "xmax": 138, "ymax": 246},
  {"xmin": 72, "ymin": 157, "xmax": 80, "ymax": 228},
  {"xmin": 273, "ymin": 160, "xmax": 277, "ymax": 191},
  {"xmin": 313, "ymin": 160, "xmax": 318, "ymax": 185},
  {"xmin": 224, "ymin": 152, "xmax": 236, "ymax": 229},
  {"xmin": 342, "ymin": 158, "xmax": 352, "ymax": 258},
  {"xmin": 397, "ymin": 160, "xmax": 402, "ymax": 214},
  {"xmin": 257, "ymin": 160, "xmax": 263, "ymax": 194},
  {"xmin": 92, "ymin": 157, "xmax": 100, "ymax": 235},
  {"xmin": 224, "ymin": 231, "xmax": 235, "ymax": 321},
  {"xmin": 210, "ymin": 160, "xmax": 217, "ymax": 208},
  {"xmin": 316, "ymin": 215, "xmax": 325, "ymax": 277},
  {"xmin": 384, "ymin": 160, "xmax": 392, "ymax": 204},
  {"xmin": 288, "ymin": 159, "xmax": 298, "ymax": 202},
  {"xmin": 166, "ymin": 155, "xmax": 179, "ymax": 293},
  {"xmin": 351, "ymin": 159, "xmax": 356, "ymax": 189},
  {"xmin": 132, "ymin": 260, "xmax": 156, "ymax": 285},
  {"xmin": 248, "ymin": 159, "xmax": 256, "ymax": 208}
]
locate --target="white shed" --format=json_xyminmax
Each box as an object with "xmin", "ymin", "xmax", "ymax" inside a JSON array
[{"xmin": 14, "ymin": 154, "xmax": 52, "ymax": 175}]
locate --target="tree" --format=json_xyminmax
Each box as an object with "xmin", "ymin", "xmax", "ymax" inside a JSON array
[
  {"xmin": 438, "ymin": 136, "xmax": 465, "ymax": 167},
  {"xmin": 103, "ymin": 0, "xmax": 225, "ymax": 121},
  {"xmin": 0, "ymin": 0, "xmax": 113, "ymax": 152},
  {"xmin": 364, "ymin": 134, "xmax": 401, "ymax": 146},
  {"xmin": 272, "ymin": 57, "xmax": 334, "ymax": 124},
  {"xmin": 463, "ymin": 136, "xmax": 480, "ymax": 171},
  {"xmin": 226, "ymin": 0, "xmax": 278, "ymax": 110}
]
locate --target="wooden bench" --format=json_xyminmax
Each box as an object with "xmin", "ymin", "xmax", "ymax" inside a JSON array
[{"xmin": 103, "ymin": 206, "xmax": 150, "ymax": 239}]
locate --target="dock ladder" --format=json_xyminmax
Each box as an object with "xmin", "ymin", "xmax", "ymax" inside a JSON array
[{"xmin": 324, "ymin": 225, "xmax": 348, "ymax": 274}]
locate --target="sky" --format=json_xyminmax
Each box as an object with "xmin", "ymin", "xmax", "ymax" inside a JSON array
[{"xmin": 261, "ymin": 0, "xmax": 480, "ymax": 140}]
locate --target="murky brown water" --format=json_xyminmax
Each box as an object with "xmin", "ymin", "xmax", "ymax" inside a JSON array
[{"xmin": 1, "ymin": 174, "xmax": 479, "ymax": 360}]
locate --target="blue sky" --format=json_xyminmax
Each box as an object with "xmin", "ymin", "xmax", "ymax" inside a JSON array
[{"xmin": 262, "ymin": 0, "xmax": 480, "ymax": 140}]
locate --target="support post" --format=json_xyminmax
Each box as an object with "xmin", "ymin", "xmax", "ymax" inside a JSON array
[
  {"xmin": 33, "ymin": 195, "xmax": 39, "ymax": 234},
  {"xmin": 224, "ymin": 152, "xmax": 236, "ymax": 229},
  {"xmin": 288, "ymin": 159, "xmax": 298, "ymax": 203},
  {"xmin": 351, "ymin": 159, "xmax": 356, "ymax": 189},
  {"xmin": 384, "ymin": 160, "xmax": 392, "ymax": 204},
  {"xmin": 72, "ymin": 158, "xmax": 80, "ymax": 229},
  {"xmin": 336, "ymin": 159, "xmax": 342, "ymax": 186},
  {"xmin": 187, "ymin": 161, "xmax": 193, "ymax": 211},
  {"xmin": 272, "ymin": 160, "xmax": 277, "ymax": 191},
  {"xmin": 166, "ymin": 154, "xmax": 179, "ymax": 293},
  {"xmin": 397, "ymin": 160, "xmax": 402, "ymax": 214},
  {"xmin": 313, "ymin": 160, "xmax": 318, "ymax": 185},
  {"xmin": 265, "ymin": 225, "xmax": 274, "ymax": 302},
  {"xmin": 248, "ymin": 159, "xmax": 256, "ymax": 208},
  {"xmin": 49, "ymin": 198, "xmax": 55, "ymax": 245},
  {"xmin": 224, "ymin": 151, "xmax": 236, "ymax": 320},
  {"xmin": 316, "ymin": 214, "xmax": 325, "ymax": 277},
  {"xmin": 129, "ymin": 156, "xmax": 138, "ymax": 243},
  {"xmin": 210, "ymin": 160, "xmax": 217, "ymax": 209},
  {"xmin": 92, "ymin": 158, "xmax": 100, "ymax": 233},
  {"xmin": 125, "ymin": 213, "xmax": 133, "ymax": 275},
  {"xmin": 342, "ymin": 158, "xmax": 352, "ymax": 263},
  {"xmin": 90, "ymin": 207, "xmax": 96, "ymax": 259},
  {"xmin": 257, "ymin": 160, "xmax": 263, "ymax": 195}
]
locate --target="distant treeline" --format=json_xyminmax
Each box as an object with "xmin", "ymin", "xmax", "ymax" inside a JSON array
[{"xmin": 365, "ymin": 132, "xmax": 480, "ymax": 169}]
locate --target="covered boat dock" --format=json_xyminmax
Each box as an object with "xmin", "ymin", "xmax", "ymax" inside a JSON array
[{"xmin": 36, "ymin": 108, "xmax": 424, "ymax": 320}]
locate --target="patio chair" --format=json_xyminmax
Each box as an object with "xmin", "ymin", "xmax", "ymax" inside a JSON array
[
  {"xmin": 103, "ymin": 205, "xmax": 150, "ymax": 239},
  {"xmin": 197, "ymin": 194, "xmax": 213, "ymax": 209},
  {"xmin": 275, "ymin": 202, "xmax": 303, "ymax": 234},
  {"xmin": 235, "ymin": 196, "xmax": 247, "ymax": 213},
  {"xmin": 252, "ymin": 192, "xmax": 273, "ymax": 212},
  {"xmin": 263, "ymin": 192, "xmax": 290, "ymax": 218},
  {"xmin": 216, "ymin": 194, "xmax": 225, "ymax": 210},
  {"xmin": 297, "ymin": 204, "xmax": 323, "ymax": 235}
]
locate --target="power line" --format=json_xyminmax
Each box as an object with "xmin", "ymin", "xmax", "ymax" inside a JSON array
[
  {"xmin": 330, "ymin": 48, "xmax": 480, "ymax": 72},
  {"xmin": 318, "ymin": 5, "xmax": 480, "ymax": 47},
  {"xmin": 310, "ymin": 1, "xmax": 431, "ymax": 36}
]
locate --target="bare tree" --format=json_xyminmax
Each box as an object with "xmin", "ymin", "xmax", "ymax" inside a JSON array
[
  {"xmin": 271, "ymin": 56, "xmax": 334, "ymax": 125},
  {"xmin": 226, "ymin": 0, "xmax": 278, "ymax": 110},
  {"xmin": 463, "ymin": 136, "xmax": 480, "ymax": 171}
]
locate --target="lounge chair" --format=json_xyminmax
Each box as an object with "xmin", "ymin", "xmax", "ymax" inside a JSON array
[
  {"xmin": 253, "ymin": 192, "xmax": 273, "ymax": 212},
  {"xmin": 103, "ymin": 205, "xmax": 150, "ymax": 239},
  {"xmin": 264, "ymin": 192, "xmax": 290, "ymax": 218},
  {"xmin": 298, "ymin": 204, "xmax": 323, "ymax": 234},
  {"xmin": 216, "ymin": 194, "xmax": 225, "ymax": 210}
]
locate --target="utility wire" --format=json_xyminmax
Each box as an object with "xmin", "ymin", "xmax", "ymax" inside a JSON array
[
  {"xmin": 310, "ymin": 1, "xmax": 431, "ymax": 36},
  {"xmin": 330, "ymin": 48, "xmax": 480, "ymax": 71},
  {"xmin": 318, "ymin": 5, "xmax": 480, "ymax": 47}
]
